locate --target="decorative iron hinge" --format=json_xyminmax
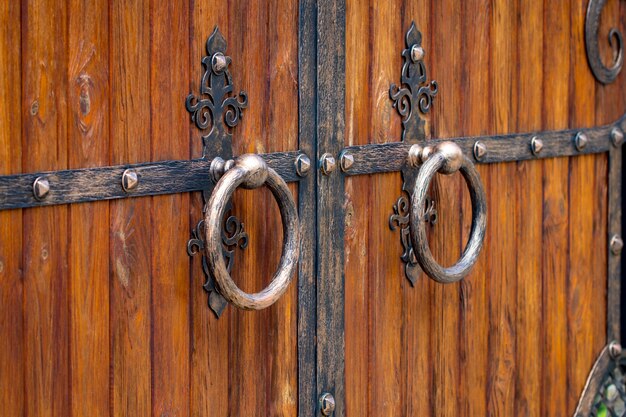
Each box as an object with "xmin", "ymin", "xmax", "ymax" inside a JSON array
[{"xmin": 388, "ymin": 22, "xmax": 439, "ymax": 286}]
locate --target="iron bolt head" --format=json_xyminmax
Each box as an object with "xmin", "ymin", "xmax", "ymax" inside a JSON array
[
  {"xmin": 211, "ymin": 52, "xmax": 229, "ymax": 73},
  {"xmin": 411, "ymin": 44, "xmax": 425, "ymax": 62},
  {"xmin": 339, "ymin": 151, "xmax": 354, "ymax": 172},
  {"xmin": 575, "ymin": 132, "xmax": 588, "ymax": 151},
  {"xmin": 121, "ymin": 169, "xmax": 139, "ymax": 192},
  {"xmin": 319, "ymin": 393, "xmax": 336, "ymax": 416},
  {"xmin": 609, "ymin": 341, "xmax": 623, "ymax": 358},
  {"xmin": 295, "ymin": 154, "xmax": 312, "ymax": 177},
  {"xmin": 610, "ymin": 234, "xmax": 623, "ymax": 256},
  {"xmin": 320, "ymin": 153, "xmax": 336, "ymax": 175},
  {"xmin": 435, "ymin": 141, "xmax": 463, "ymax": 174},
  {"xmin": 531, "ymin": 136, "xmax": 543, "ymax": 156},
  {"xmin": 473, "ymin": 141, "xmax": 487, "ymax": 161},
  {"xmin": 33, "ymin": 176, "xmax": 50, "ymax": 201},
  {"xmin": 611, "ymin": 127, "xmax": 624, "ymax": 148}
]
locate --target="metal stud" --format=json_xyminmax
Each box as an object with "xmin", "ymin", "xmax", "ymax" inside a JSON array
[
  {"xmin": 32, "ymin": 176, "xmax": 50, "ymax": 201},
  {"xmin": 530, "ymin": 136, "xmax": 543, "ymax": 156},
  {"xmin": 473, "ymin": 141, "xmax": 487, "ymax": 161},
  {"xmin": 611, "ymin": 127, "xmax": 624, "ymax": 147},
  {"xmin": 294, "ymin": 154, "xmax": 311, "ymax": 177},
  {"xmin": 575, "ymin": 132, "xmax": 588, "ymax": 151},
  {"xmin": 411, "ymin": 44, "xmax": 425, "ymax": 62},
  {"xmin": 319, "ymin": 393, "xmax": 336, "ymax": 416},
  {"xmin": 609, "ymin": 341, "xmax": 623, "ymax": 359},
  {"xmin": 211, "ymin": 52, "xmax": 228, "ymax": 73},
  {"xmin": 121, "ymin": 169, "xmax": 139, "ymax": 192},
  {"xmin": 319, "ymin": 153, "xmax": 336, "ymax": 175},
  {"xmin": 339, "ymin": 151, "xmax": 354, "ymax": 172},
  {"xmin": 610, "ymin": 234, "xmax": 623, "ymax": 255}
]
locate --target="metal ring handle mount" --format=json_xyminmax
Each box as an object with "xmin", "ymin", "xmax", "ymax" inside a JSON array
[
  {"xmin": 409, "ymin": 142, "xmax": 487, "ymax": 283},
  {"xmin": 205, "ymin": 154, "xmax": 300, "ymax": 310}
]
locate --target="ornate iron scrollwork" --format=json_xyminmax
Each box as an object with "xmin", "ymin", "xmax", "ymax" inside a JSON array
[
  {"xmin": 186, "ymin": 26, "xmax": 249, "ymax": 317},
  {"xmin": 388, "ymin": 22, "xmax": 439, "ymax": 286},
  {"xmin": 576, "ymin": 342, "xmax": 626, "ymax": 417},
  {"xmin": 585, "ymin": 0, "xmax": 624, "ymax": 84}
]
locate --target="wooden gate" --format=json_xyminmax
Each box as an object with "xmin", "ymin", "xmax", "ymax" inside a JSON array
[{"xmin": 0, "ymin": 1, "xmax": 624, "ymax": 416}]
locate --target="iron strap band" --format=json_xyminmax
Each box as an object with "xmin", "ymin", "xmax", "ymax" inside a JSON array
[{"xmin": 0, "ymin": 113, "xmax": 624, "ymax": 211}]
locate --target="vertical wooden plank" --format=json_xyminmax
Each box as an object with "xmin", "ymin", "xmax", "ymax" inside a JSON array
[
  {"xmin": 22, "ymin": 1, "xmax": 71, "ymax": 416},
  {"xmin": 227, "ymin": 2, "xmax": 270, "ymax": 415},
  {"xmin": 486, "ymin": 1, "xmax": 518, "ymax": 416},
  {"xmin": 316, "ymin": 0, "xmax": 346, "ymax": 413},
  {"xmin": 0, "ymin": 2, "xmax": 22, "ymax": 415},
  {"xmin": 267, "ymin": 0, "xmax": 299, "ymax": 414},
  {"xmin": 67, "ymin": 1, "xmax": 110, "ymax": 415},
  {"xmin": 367, "ymin": 2, "xmax": 404, "ymax": 417},
  {"xmin": 400, "ymin": 3, "xmax": 433, "ymax": 416},
  {"xmin": 188, "ymin": 1, "xmax": 229, "ymax": 417},
  {"xmin": 515, "ymin": 1, "xmax": 543, "ymax": 417},
  {"xmin": 542, "ymin": 0, "xmax": 570, "ymax": 415},
  {"xmin": 431, "ymin": 0, "xmax": 462, "ymax": 415},
  {"xmin": 110, "ymin": 0, "xmax": 152, "ymax": 415},
  {"xmin": 567, "ymin": 0, "xmax": 602, "ymax": 412},
  {"xmin": 298, "ymin": 0, "xmax": 318, "ymax": 415},
  {"xmin": 150, "ymin": 1, "xmax": 190, "ymax": 416},
  {"xmin": 458, "ymin": 0, "xmax": 490, "ymax": 416},
  {"xmin": 344, "ymin": 0, "xmax": 370, "ymax": 414}
]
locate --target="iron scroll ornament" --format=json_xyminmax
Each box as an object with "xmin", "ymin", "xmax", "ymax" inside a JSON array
[
  {"xmin": 585, "ymin": 0, "xmax": 624, "ymax": 84},
  {"xmin": 388, "ymin": 22, "xmax": 439, "ymax": 286},
  {"xmin": 186, "ymin": 27, "xmax": 249, "ymax": 317}
]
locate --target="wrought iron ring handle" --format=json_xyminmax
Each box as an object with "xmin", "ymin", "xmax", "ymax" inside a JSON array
[
  {"xmin": 205, "ymin": 154, "xmax": 300, "ymax": 310},
  {"xmin": 409, "ymin": 142, "xmax": 487, "ymax": 283}
]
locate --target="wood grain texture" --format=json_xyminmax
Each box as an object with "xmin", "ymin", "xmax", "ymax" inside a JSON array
[
  {"xmin": 0, "ymin": 2, "xmax": 22, "ymax": 416},
  {"xmin": 21, "ymin": 1, "xmax": 71, "ymax": 416},
  {"xmin": 486, "ymin": 1, "xmax": 518, "ymax": 415},
  {"xmin": 68, "ymin": 1, "xmax": 110, "ymax": 415},
  {"xmin": 514, "ymin": 1, "xmax": 544, "ymax": 417},
  {"xmin": 542, "ymin": 1, "xmax": 571, "ymax": 416},
  {"xmin": 110, "ymin": 0, "xmax": 152, "ymax": 415},
  {"xmin": 150, "ymin": 1, "xmax": 190, "ymax": 416},
  {"xmin": 430, "ymin": 0, "xmax": 462, "ymax": 415}
]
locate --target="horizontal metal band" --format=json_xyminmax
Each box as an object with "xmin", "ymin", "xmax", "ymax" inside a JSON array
[
  {"xmin": 0, "ymin": 151, "xmax": 302, "ymax": 210},
  {"xmin": 342, "ymin": 113, "xmax": 626, "ymax": 176}
]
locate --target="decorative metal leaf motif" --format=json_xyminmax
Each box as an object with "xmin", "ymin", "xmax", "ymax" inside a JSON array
[
  {"xmin": 186, "ymin": 27, "xmax": 248, "ymax": 317},
  {"xmin": 187, "ymin": 202, "xmax": 248, "ymax": 317},
  {"xmin": 388, "ymin": 22, "xmax": 438, "ymax": 285},
  {"xmin": 186, "ymin": 26, "xmax": 248, "ymax": 157}
]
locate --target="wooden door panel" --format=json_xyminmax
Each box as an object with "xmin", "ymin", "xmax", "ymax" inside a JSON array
[
  {"xmin": 0, "ymin": 1, "xmax": 299, "ymax": 416},
  {"xmin": 344, "ymin": 1, "xmax": 623, "ymax": 416}
]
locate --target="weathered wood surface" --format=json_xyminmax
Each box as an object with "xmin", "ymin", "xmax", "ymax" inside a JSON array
[
  {"xmin": 343, "ymin": 1, "xmax": 623, "ymax": 417},
  {"xmin": 1, "ymin": 1, "xmax": 300, "ymax": 416}
]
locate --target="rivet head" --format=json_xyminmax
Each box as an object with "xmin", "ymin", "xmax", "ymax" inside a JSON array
[
  {"xmin": 319, "ymin": 393, "xmax": 336, "ymax": 416},
  {"xmin": 611, "ymin": 127, "xmax": 624, "ymax": 147},
  {"xmin": 121, "ymin": 169, "xmax": 139, "ymax": 192},
  {"xmin": 33, "ymin": 176, "xmax": 50, "ymax": 201},
  {"xmin": 531, "ymin": 136, "xmax": 543, "ymax": 156},
  {"xmin": 609, "ymin": 341, "xmax": 623, "ymax": 358},
  {"xmin": 411, "ymin": 44, "xmax": 425, "ymax": 62},
  {"xmin": 320, "ymin": 153, "xmax": 336, "ymax": 175},
  {"xmin": 295, "ymin": 154, "xmax": 311, "ymax": 177},
  {"xmin": 339, "ymin": 151, "xmax": 354, "ymax": 172},
  {"xmin": 610, "ymin": 234, "xmax": 623, "ymax": 255},
  {"xmin": 211, "ymin": 52, "xmax": 228, "ymax": 73},
  {"xmin": 575, "ymin": 132, "xmax": 588, "ymax": 151},
  {"xmin": 473, "ymin": 141, "xmax": 487, "ymax": 161}
]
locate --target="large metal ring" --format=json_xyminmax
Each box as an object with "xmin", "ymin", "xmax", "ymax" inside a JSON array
[
  {"xmin": 409, "ymin": 142, "xmax": 487, "ymax": 283},
  {"xmin": 205, "ymin": 154, "xmax": 300, "ymax": 310}
]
